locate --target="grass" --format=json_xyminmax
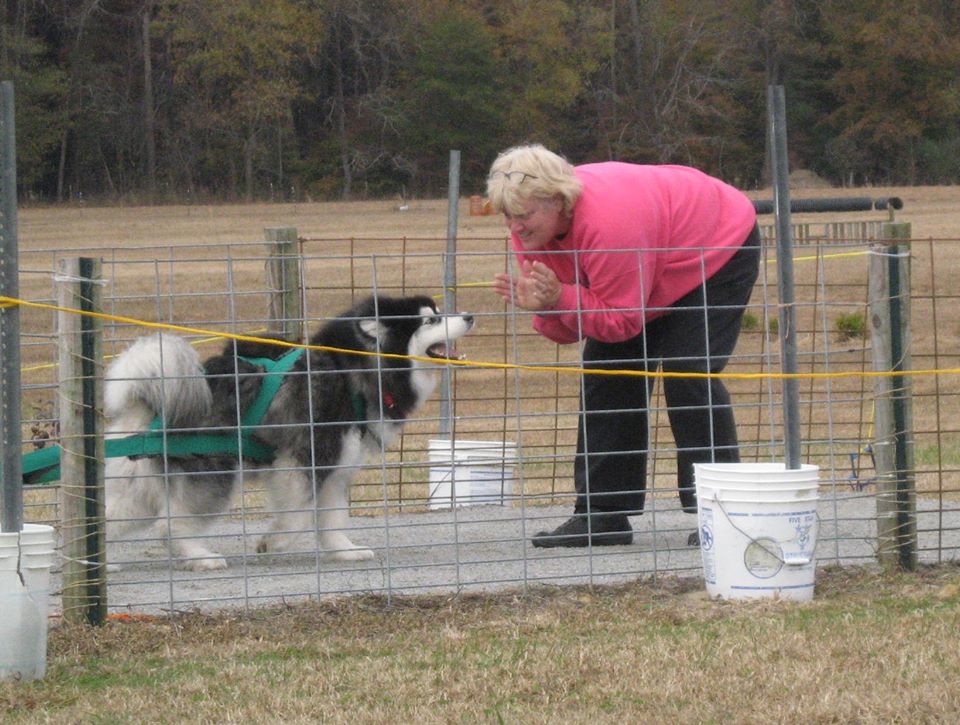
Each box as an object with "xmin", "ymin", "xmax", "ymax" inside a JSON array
[
  {"xmin": 835, "ymin": 311, "xmax": 867, "ymax": 340},
  {"xmin": 915, "ymin": 441, "xmax": 960, "ymax": 467},
  {"xmin": 3, "ymin": 565, "xmax": 960, "ymax": 722}
]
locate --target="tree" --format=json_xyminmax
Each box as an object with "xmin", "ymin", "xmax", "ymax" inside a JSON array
[
  {"xmin": 483, "ymin": 0, "xmax": 608, "ymax": 154},
  {"xmin": 141, "ymin": 5, "xmax": 156, "ymax": 200},
  {"xmin": 396, "ymin": 1, "xmax": 508, "ymax": 194},
  {"xmin": 819, "ymin": 0, "xmax": 960, "ymax": 184},
  {"xmin": 295, "ymin": 0, "xmax": 410, "ymax": 200},
  {"xmin": 0, "ymin": 6, "xmax": 68, "ymax": 195},
  {"xmin": 597, "ymin": 0, "xmax": 753, "ymax": 177},
  {"xmin": 3, "ymin": 0, "xmax": 959, "ymax": 199},
  {"xmin": 156, "ymin": 0, "xmax": 317, "ymax": 200}
]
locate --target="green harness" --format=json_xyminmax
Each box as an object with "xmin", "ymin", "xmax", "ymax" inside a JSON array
[{"xmin": 21, "ymin": 347, "xmax": 305, "ymax": 486}]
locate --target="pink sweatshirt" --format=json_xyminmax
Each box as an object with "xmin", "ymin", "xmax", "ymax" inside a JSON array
[{"xmin": 513, "ymin": 162, "xmax": 757, "ymax": 344}]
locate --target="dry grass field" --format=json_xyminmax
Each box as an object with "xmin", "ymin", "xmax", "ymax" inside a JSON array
[
  {"xmin": 4, "ymin": 188, "xmax": 960, "ymax": 720},
  {"xmin": 14, "ymin": 183, "xmax": 959, "ymax": 246}
]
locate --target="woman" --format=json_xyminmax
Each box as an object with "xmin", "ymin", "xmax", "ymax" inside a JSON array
[{"xmin": 488, "ymin": 143, "xmax": 760, "ymax": 548}]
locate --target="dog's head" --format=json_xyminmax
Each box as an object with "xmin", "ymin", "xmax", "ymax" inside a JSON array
[{"xmin": 351, "ymin": 295, "xmax": 474, "ymax": 363}]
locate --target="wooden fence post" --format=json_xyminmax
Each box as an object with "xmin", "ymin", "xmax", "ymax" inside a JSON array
[
  {"xmin": 57, "ymin": 257, "xmax": 107, "ymax": 624},
  {"xmin": 265, "ymin": 227, "xmax": 303, "ymax": 341},
  {"xmin": 869, "ymin": 223, "xmax": 916, "ymax": 570}
]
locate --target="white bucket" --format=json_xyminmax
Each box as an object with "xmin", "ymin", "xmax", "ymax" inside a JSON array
[
  {"xmin": 428, "ymin": 439, "xmax": 516, "ymax": 509},
  {"xmin": 0, "ymin": 523, "xmax": 56, "ymax": 681},
  {"xmin": 695, "ymin": 463, "xmax": 819, "ymax": 602}
]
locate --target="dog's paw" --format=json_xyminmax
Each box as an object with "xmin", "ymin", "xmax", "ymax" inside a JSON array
[
  {"xmin": 179, "ymin": 554, "xmax": 229, "ymax": 571},
  {"xmin": 255, "ymin": 534, "xmax": 294, "ymax": 554},
  {"xmin": 325, "ymin": 547, "xmax": 376, "ymax": 562}
]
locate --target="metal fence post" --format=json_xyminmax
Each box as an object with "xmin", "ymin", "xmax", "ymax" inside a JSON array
[
  {"xmin": 767, "ymin": 84, "xmax": 801, "ymax": 469},
  {"xmin": 0, "ymin": 81, "xmax": 22, "ymax": 534},
  {"xmin": 439, "ymin": 149, "xmax": 460, "ymax": 437},
  {"xmin": 58, "ymin": 257, "xmax": 107, "ymax": 624},
  {"xmin": 265, "ymin": 227, "xmax": 303, "ymax": 341},
  {"xmin": 869, "ymin": 223, "xmax": 916, "ymax": 570}
]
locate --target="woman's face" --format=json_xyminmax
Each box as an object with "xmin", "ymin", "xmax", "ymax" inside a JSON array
[{"xmin": 503, "ymin": 196, "xmax": 567, "ymax": 250}]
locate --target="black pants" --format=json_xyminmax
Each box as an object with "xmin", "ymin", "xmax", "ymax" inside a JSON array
[{"xmin": 573, "ymin": 226, "xmax": 761, "ymax": 515}]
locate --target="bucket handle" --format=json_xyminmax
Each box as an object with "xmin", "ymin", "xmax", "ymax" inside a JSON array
[{"xmin": 711, "ymin": 497, "xmax": 819, "ymax": 566}]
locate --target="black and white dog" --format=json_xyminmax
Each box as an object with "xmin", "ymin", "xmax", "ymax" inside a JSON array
[{"xmin": 104, "ymin": 295, "xmax": 474, "ymax": 570}]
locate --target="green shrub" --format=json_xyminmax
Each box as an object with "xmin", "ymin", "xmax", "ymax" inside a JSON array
[{"xmin": 836, "ymin": 312, "xmax": 866, "ymax": 340}]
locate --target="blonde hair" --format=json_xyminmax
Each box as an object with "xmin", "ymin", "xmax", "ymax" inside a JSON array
[{"xmin": 486, "ymin": 144, "xmax": 582, "ymax": 216}]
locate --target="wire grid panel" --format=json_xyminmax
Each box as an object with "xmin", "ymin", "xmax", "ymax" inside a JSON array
[{"xmin": 14, "ymin": 234, "xmax": 960, "ymax": 614}]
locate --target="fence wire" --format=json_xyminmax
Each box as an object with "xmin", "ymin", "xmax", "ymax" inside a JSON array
[{"xmin": 12, "ymin": 232, "xmax": 960, "ymax": 615}]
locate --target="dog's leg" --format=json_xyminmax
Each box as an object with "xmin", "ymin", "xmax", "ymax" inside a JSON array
[
  {"xmin": 256, "ymin": 450, "xmax": 374, "ymax": 561},
  {"xmin": 105, "ymin": 457, "xmax": 163, "ymax": 572},
  {"xmin": 316, "ymin": 468, "xmax": 375, "ymax": 562},
  {"xmin": 159, "ymin": 472, "xmax": 235, "ymax": 571},
  {"xmin": 256, "ymin": 454, "xmax": 316, "ymax": 554},
  {"xmin": 107, "ymin": 460, "xmax": 230, "ymax": 573}
]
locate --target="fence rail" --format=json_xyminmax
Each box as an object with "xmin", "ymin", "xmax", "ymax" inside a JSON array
[{"xmin": 759, "ymin": 220, "xmax": 888, "ymax": 244}]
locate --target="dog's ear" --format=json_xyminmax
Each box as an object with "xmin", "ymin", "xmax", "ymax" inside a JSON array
[
  {"xmin": 358, "ymin": 318, "xmax": 387, "ymax": 342},
  {"xmin": 352, "ymin": 295, "xmax": 388, "ymax": 342}
]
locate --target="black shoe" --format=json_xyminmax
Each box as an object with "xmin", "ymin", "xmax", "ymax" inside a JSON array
[{"xmin": 531, "ymin": 513, "xmax": 633, "ymax": 548}]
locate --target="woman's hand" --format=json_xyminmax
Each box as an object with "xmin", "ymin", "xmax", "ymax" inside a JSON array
[{"xmin": 492, "ymin": 261, "xmax": 561, "ymax": 311}]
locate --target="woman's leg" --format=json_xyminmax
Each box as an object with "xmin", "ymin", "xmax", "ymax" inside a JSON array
[
  {"xmin": 573, "ymin": 337, "xmax": 653, "ymax": 515},
  {"xmin": 648, "ymin": 228, "xmax": 761, "ymax": 511},
  {"xmin": 531, "ymin": 337, "xmax": 649, "ymax": 547},
  {"xmin": 664, "ymin": 377, "xmax": 740, "ymax": 512}
]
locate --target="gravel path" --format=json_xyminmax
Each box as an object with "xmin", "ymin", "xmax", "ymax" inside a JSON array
[{"xmin": 47, "ymin": 491, "xmax": 960, "ymax": 615}]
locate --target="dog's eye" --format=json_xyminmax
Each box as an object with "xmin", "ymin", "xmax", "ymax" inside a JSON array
[{"xmin": 426, "ymin": 316, "xmax": 441, "ymax": 325}]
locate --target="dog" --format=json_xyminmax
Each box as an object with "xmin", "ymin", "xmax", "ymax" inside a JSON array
[{"xmin": 103, "ymin": 295, "xmax": 475, "ymax": 571}]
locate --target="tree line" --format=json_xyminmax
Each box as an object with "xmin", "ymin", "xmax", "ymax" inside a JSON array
[{"xmin": 2, "ymin": 0, "xmax": 958, "ymax": 204}]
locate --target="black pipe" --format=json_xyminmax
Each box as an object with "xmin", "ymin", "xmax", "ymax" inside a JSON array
[
  {"xmin": 875, "ymin": 196, "xmax": 904, "ymax": 210},
  {"xmin": 753, "ymin": 197, "xmax": 903, "ymax": 215}
]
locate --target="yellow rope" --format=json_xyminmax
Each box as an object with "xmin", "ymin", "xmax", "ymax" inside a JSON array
[
  {"xmin": 16, "ymin": 330, "xmax": 265, "ymax": 374},
  {"xmin": 1, "ymin": 293, "xmax": 942, "ymax": 382}
]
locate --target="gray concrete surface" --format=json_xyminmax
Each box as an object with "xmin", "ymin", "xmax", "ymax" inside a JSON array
[{"xmin": 48, "ymin": 490, "xmax": 960, "ymax": 615}]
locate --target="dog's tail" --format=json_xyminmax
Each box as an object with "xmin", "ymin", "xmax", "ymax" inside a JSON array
[{"xmin": 105, "ymin": 333, "xmax": 212, "ymax": 432}]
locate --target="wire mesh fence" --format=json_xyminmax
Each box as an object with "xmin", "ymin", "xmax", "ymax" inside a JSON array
[{"xmin": 12, "ymin": 227, "xmax": 960, "ymax": 615}]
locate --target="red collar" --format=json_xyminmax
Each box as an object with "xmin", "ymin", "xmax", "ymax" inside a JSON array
[{"xmin": 383, "ymin": 391, "xmax": 397, "ymax": 412}]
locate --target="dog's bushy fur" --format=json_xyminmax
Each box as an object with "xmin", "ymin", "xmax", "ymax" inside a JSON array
[{"xmin": 104, "ymin": 295, "xmax": 474, "ymax": 570}]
